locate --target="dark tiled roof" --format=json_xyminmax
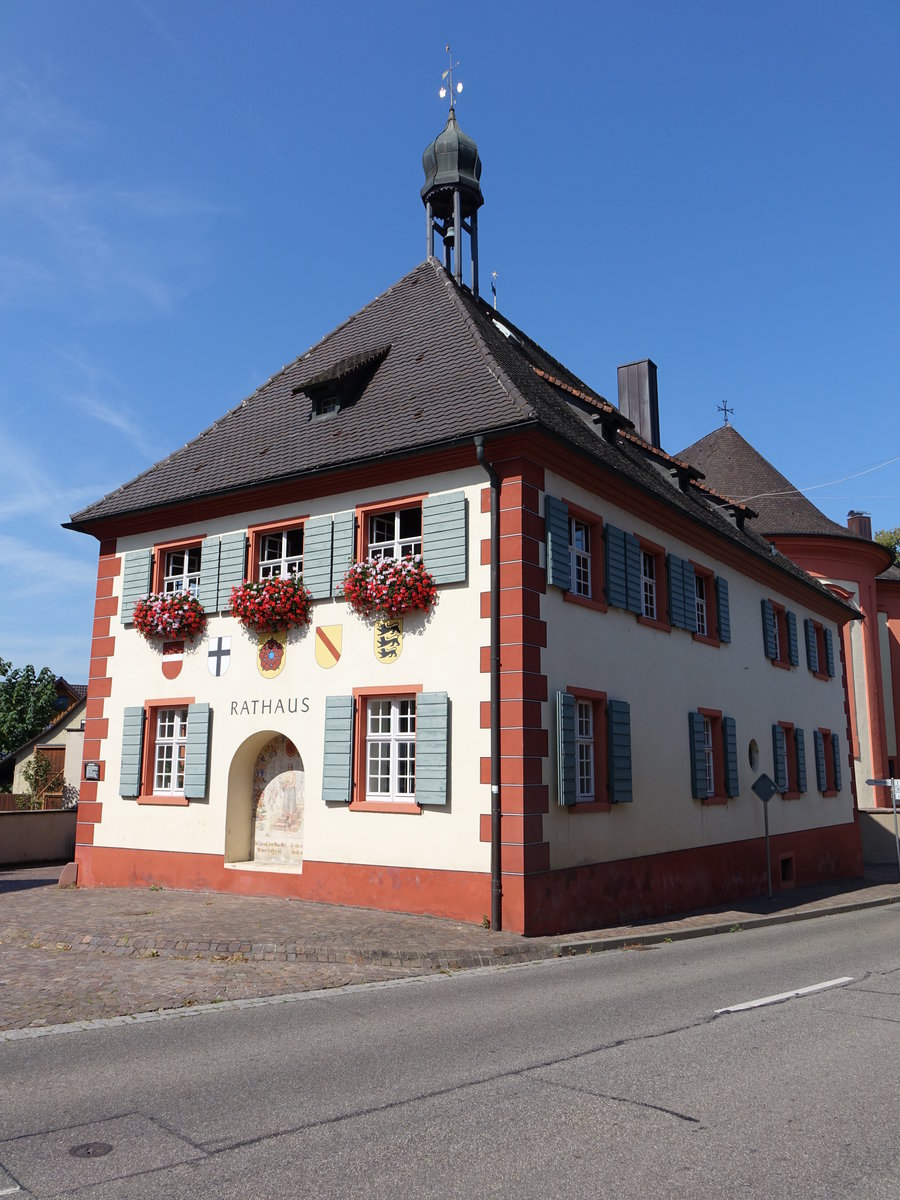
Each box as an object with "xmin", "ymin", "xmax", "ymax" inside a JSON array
[
  {"xmin": 878, "ymin": 564, "xmax": 900, "ymax": 582},
  {"xmin": 677, "ymin": 425, "xmax": 860, "ymax": 539},
  {"xmin": 67, "ymin": 259, "xmax": 853, "ymax": 616}
]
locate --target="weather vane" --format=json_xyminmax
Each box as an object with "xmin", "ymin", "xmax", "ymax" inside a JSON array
[
  {"xmin": 717, "ymin": 398, "xmax": 734, "ymax": 426},
  {"xmin": 439, "ymin": 44, "xmax": 464, "ymax": 108}
]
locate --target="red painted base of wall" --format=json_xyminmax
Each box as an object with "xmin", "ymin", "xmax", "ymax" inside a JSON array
[
  {"xmin": 75, "ymin": 845, "xmax": 491, "ymax": 925},
  {"xmin": 521, "ymin": 821, "xmax": 864, "ymax": 937},
  {"xmin": 76, "ymin": 820, "xmax": 862, "ymax": 937}
]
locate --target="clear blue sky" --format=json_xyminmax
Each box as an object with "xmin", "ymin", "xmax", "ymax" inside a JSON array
[{"xmin": 2, "ymin": 1, "xmax": 898, "ymax": 683}]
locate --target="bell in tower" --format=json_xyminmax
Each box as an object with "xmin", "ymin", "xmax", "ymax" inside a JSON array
[{"xmin": 421, "ymin": 49, "xmax": 484, "ymax": 296}]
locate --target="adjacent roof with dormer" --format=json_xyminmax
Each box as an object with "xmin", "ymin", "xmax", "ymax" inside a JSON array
[{"xmin": 67, "ymin": 258, "xmax": 854, "ymax": 618}]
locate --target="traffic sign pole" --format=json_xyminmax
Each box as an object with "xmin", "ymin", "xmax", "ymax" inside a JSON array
[{"xmin": 865, "ymin": 778, "xmax": 900, "ymax": 882}]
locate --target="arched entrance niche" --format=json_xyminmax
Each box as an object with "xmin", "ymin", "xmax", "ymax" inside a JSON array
[{"xmin": 224, "ymin": 731, "xmax": 305, "ymax": 870}]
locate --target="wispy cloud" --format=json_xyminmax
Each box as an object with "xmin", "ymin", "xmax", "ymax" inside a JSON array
[
  {"xmin": 0, "ymin": 66, "xmax": 222, "ymax": 316},
  {"xmin": 51, "ymin": 346, "xmax": 163, "ymax": 461},
  {"xmin": 0, "ymin": 426, "xmax": 117, "ymax": 524},
  {"xmin": 0, "ymin": 534, "xmax": 96, "ymax": 593}
]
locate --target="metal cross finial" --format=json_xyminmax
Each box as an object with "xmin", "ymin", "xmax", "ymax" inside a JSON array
[
  {"xmin": 717, "ymin": 398, "xmax": 734, "ymax": 426},
  {"xmin": 439, "ymin": 44, "xmax": 463, "ymax": 109}
]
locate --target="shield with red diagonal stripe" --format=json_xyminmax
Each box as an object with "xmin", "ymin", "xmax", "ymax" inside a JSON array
[{"xmin": 315, "ymin": 625, "xmax": 342, "ymax": 669}]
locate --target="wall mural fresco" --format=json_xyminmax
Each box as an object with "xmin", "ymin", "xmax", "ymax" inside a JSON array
[{"xmin": 250, "ymin": 735, "xmax": 304, "ymax": 868}]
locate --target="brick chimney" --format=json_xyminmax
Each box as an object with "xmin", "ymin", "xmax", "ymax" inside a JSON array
[
  {"xmin": 847, "ymin": 510, "xmax": 873, "ymax": 540},
  {"xmin": 617, "ymin": 359, "xmax": 660, "ymax": 448}
]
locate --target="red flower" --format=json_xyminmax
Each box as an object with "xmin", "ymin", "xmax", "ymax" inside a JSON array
[
  {"xmin": 133, "ymin": 592, "xmax": 207, "ymax": 643},
  {"xmin": 231, "ymin": 575, "xmax": 313, "ymax": 633},
  {"xmin": 341, "ymin": 556, "xmax": 437, "ymax": 618}
]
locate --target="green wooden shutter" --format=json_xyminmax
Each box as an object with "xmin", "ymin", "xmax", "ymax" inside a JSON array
[
  {"xmin": 545, "ymin": 495, "xmax": 571, "ymax": 591},
  {"xmin": 796, "ymin": 728, "xmax": 807, "ymax": 793},
  {"xmin": 217, "ymin": 532, "xmax": 247, "ymax": 611},
  {"xmin": 624, "ymin": 533, "xmax": 642, "ymax": 614},
  {"xmin": 121, "ymin": 549, "xmax": 152, "ymax": 625},
  {"xmin": 303, "ymin": 515, "xmax": 334, "ymax": 600},
  {"xmin": 416, "ymin": 691, "xmax": 449, "ymax": 806},
  {"xmin": 688, "ymin": 711, "xmax": 708, "ymax": 800},
  {"xmin": 772, "ymin": 724, "xmax": 788, "ymax": 792},
  {"xmin": 804, "ymin": 618, "xmax": 819, "ymax": 673},
  {"xmin": 831, "ymin": 733, "xmax": 842, "ymax": 791},
  {"xmin": 608, "ymin": 699, "xmax": 633, "ymax": 804},
  {"xmin": 824, "ymin": 628, "xmax": 836, "ymax": 677},
  {"xmin": 667, "ymin": 554, "xmax": 686, "ymax": 629},
  {"xmin": 604, "ymin": 524, "xmax": 628, "ymax": 609},
  {"xmin": 813, "ymin": 730, "xmax": 827, "ymax": 792},
  {"xmin": 119, "ymin": 706, "xmax": 145, "ymax": 797},
  {"xmin": 322, "ymin": 695, "xmax": 354, "ymax": 802},
  {"xmin": 198, "ymin": 536, "xmax": 221, "ymax": 613},
  {"xmin": 761, "ymin": 599, "xmax": 777, "ymax": 660},
  {"xmin": 556, "ymin": 691, "xmax": 577, "ymax": 806},
  {"xmin": 331, "ymin": 512, "xmax": 355, "ymax": 597},
  {"xmin": 183, "ymin": 703, "xmax": 211, "ymax": 799},
  {"xmin": 786, "ymin": 611, "xmax": 799, "ymax": 666},
  {"xmin": 723, "ymin": 716, "xmax": 739, "ymax": 797},
  {"xmin": 423, "ymin": 492, "xmax": 467, "ymax": 585},
  {"xmin": 715, "ymin": 576, "xmax": 731, "ymax": 643}
]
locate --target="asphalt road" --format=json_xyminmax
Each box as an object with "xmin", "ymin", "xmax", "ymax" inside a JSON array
[{"xmin": 2, "ymin": 906, "xmax": 899, "ymax": 1199}]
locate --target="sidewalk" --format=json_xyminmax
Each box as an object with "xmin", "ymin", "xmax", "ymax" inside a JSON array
[{"xmin": 2, "ymin": 865, "xmax": 899, "ymax": 1033}]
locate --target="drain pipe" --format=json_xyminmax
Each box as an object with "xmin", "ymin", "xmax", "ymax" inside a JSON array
[{"xmin": 474, "ymin": 435, "xmax": 502, "ymax": 932}]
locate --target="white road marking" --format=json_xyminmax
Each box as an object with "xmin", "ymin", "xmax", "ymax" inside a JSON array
[{"xmin": 715, "ymin": 976, "xmax": 854, "ymax": 1014}]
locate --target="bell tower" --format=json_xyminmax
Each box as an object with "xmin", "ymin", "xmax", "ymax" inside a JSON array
[{"xmin": 421, "ymin": 49, "xmax": 484, "ymax": 296}]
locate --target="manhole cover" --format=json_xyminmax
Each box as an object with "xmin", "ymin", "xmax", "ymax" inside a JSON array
[{"xmin": 69, "ymin": 1143, "xmax": 113, "ymax": 1158}]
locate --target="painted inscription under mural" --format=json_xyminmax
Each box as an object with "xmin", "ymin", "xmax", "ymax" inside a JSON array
[{"xmin": 229, "ymin": 698, "xmax": 311, "ymax": 716}]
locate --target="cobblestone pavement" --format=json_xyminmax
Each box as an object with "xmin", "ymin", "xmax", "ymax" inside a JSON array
[{"xmin": 2, "ymin": 864, "xmax": 899, "ymax": 1032}]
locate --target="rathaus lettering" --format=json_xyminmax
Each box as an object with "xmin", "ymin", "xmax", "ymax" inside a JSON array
[{"xmin": 229, "ymin": 698, "xmax": 311, "ymax": 716}]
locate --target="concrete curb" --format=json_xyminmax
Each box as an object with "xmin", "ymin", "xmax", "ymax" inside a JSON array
[{"xmin": 553, "ymin": 891, "xmax": 900, "ymax": 957}]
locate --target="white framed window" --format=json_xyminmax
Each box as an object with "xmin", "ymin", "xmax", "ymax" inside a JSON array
[
  {"xmin": 702, "ymin": 716, "xmax": 715, "ymax": 798},
  {"xmin": 368, "ymin": 508, "xmax": 422, "ymax": 560},
  {"xmin": 259, "ymin": 528, "xmax": 304, "ymax": 579},
  {"xmin": 153, "ymin": 707, "xmax": 188, "ymax": 795},
  {"xmin": 641, "ymin": 551, "xmax": 657, "ymax": 620},
  {"xmin": 163, "ymin": 547, "xmax": 201, "ymax": 594},
  {"xmin": 365, "ymin": 697, "xmax": 416, "ymax": 802},
  {"xmin": 569, "ymin": 518, "xmax": 591, "ymax": 598},
  {"xmin": 576, "ymin": 699, "xmax": 595, "ymax": 801},
  {"xmin": 695, "ymin": 575, "xmax": 708, "ymax": 637}
]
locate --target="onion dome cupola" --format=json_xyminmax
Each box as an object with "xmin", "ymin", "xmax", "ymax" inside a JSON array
[{"xmin": 422, "ymin": 50, "xmax": 483, "ymax": 296}]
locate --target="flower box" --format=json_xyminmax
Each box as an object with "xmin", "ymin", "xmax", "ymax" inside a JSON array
[
  {"xmin": 230, "ymin": 575, "xmax": 313, "ymax": 634},
  {"xmin": 342, "ymin": 556, "xmax": 437, "ymax": 618},
  {"xmin": 133, "ymin": 591, "xmax": 207, "ymax": 642}
]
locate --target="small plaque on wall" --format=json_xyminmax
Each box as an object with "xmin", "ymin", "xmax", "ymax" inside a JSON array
[{"xmin": 83, "ymin": 761, "xmax": 101, "ymax": 782}]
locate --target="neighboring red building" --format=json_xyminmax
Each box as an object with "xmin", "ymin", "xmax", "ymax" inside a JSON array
[{"xmin": 679, "ymin": 424, "xmax": 896, "ymax": 808}]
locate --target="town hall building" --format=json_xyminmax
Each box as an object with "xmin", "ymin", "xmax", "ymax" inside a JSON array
[{"xmin": 66, "ymin": 105, "xmax": 861, "ymax": 935}]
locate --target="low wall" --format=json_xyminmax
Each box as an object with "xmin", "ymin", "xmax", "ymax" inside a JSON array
[
  {"xmin": 858, "ymin": 808, "xmax": 900, "ymax": 866},
  {"xmin": 0, "ymin": 809, "xmax": 77, "ymax": 866}
]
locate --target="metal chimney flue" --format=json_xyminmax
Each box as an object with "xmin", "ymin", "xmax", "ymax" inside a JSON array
[
  {"xmin": 847, "ymin": 510, "xmax": 873, "ymax": 540},
  {"xmin": 617, "ymin": 359, "xmax": 660, "ymax": 448}
]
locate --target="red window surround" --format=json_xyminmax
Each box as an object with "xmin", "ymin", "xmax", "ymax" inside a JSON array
[
  {"xmin": 137, "ymin": 697, "xmax": 195, "ymax": 806},
  {"xmin": 691, "ymin": 562, "xmax": 719, "ymax": 647},
  {"xmin": 567, "ymin": 686, "xmax": 610, "ymax": 812},
  {"xmin": 247, "ymin": 517, "xmax": 307, "ymax": 582},
  {"xmin": 151, "ymin": 536, "xmax": 205, "ymax": 594},
  {"xmin": 770, "ymin": 600, "xmax": 791, "ymax": 670},
  {"xmin": 810, "ymin": 620, "xmax": 829, "ymax": 680},
  {"xmin": 779, "ymin": 721, "xmax": 801, "ymax": 800},
  {"xmin": 820, "ymin": 727, "xmax": 838, "ymax": 796},
  {"xmin": 563, "ymin": 500, "xmax": 606, "ymax": 613},
  {"xmin": 355, "ymin": 493, "xmax": 425, "ymax": 560},
  {"xmin": 637, "ymin": 536, "xmax": 670, "ymax": 632},
  {"xmin": 699, "ymin": 707, "xmax": 727, "ymax": 805},
  {"xmin": 350, "ymin": 684, "xmax": 423, "ymax": 814}
]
